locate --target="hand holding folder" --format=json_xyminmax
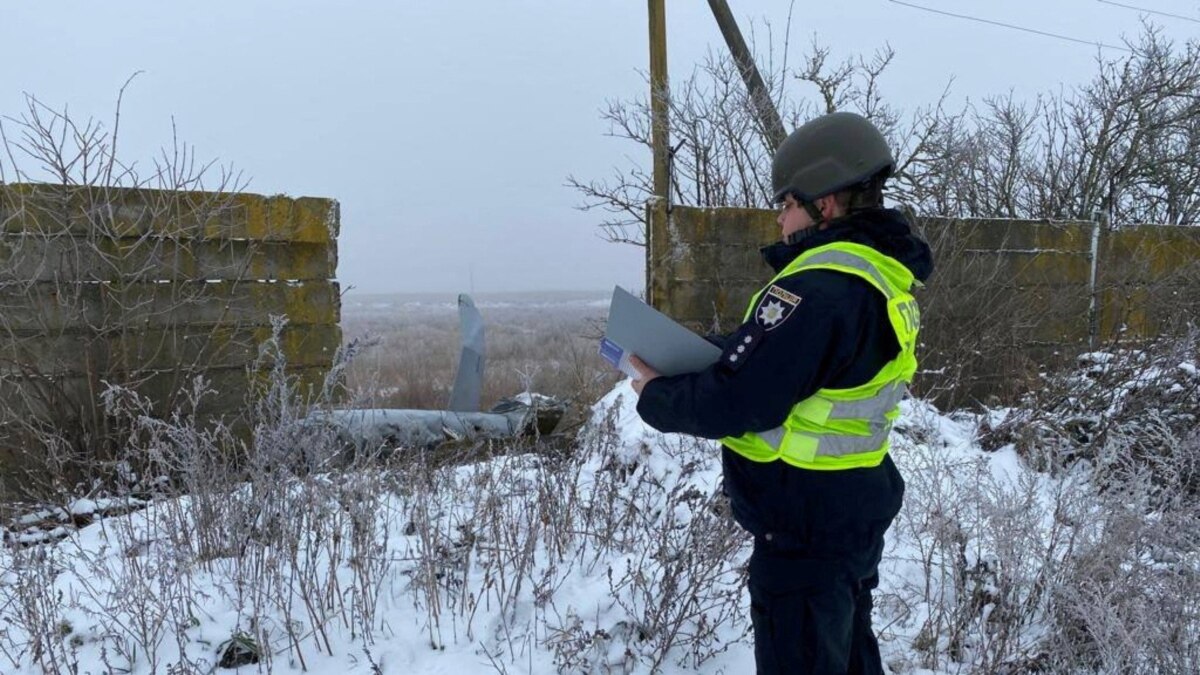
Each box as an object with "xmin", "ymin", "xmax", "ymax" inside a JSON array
[{"xmin": 599, "ymin": 287, "xmax": 722, "ymax": 379}]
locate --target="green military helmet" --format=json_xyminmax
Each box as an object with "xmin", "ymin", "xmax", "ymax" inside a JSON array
[{"xmin": 771, "ymin": 112, "xmax": 894, "ymax": 203}]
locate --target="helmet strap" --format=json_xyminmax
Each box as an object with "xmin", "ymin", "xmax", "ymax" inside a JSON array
[
  {"xmin": 802, "ymin": 200, "xmax": 825, "ymax": 224},
  {"xmin": 784, "ymin": 199, "xmax": 825, "ymax": 245},
  {"xmin": 780, "ymin": 195, "xmax": 827, "ymax": 245}
]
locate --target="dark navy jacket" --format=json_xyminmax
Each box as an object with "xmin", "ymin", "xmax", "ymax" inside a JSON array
[{"xmin": 636, "ymin": 208, "xmax": 933, "ymax": 550}]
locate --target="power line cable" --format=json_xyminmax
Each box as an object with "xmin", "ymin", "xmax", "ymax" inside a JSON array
[
  {"xmin": 887, "ymin": 0, "xmax": 1133, "ymax": 52},
  {"xmin": 1096, "ymin": 0, "xmax": 1200, "ymax": 25}
]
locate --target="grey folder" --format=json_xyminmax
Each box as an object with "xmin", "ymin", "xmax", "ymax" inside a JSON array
[{"xmin": 600, "ymin": 286, "xmax": 722, "ymax": 378}]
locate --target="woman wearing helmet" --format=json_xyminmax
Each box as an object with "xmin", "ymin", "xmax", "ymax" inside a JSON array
[{"xmin": 632, "ymin": 112, "xmax": 933, "ymax": 674}]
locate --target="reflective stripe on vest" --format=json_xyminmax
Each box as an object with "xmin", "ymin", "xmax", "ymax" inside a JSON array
[
  {"xmin": 792, "ymin": 380, "xmax": 908, "ymax": 421},
  {"xmin": 757, "ymin": 422, "xmax": 891, "ymax": 457},
  {"xmin": 721, "ymin": 242, "xmax": 919, "ymax": 471},
  {"xmin": 801, "ymin": 249, "xmax": 896, "ymax": 297}
]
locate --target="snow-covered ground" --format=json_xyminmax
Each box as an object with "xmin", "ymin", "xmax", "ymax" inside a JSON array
[{"xmin": 1, "ymin": 371, "xmax": 1195, "ymax": 673}]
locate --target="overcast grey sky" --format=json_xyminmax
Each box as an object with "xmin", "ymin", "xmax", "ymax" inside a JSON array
[{"xmin": 1, "ymin": 1, "xmax": 1195, "ymax": 294}]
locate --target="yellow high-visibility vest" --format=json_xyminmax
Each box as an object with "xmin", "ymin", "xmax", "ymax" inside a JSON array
[{"xmin": 721, "ymin": 242, "xmax": 921, "ymax": 471}]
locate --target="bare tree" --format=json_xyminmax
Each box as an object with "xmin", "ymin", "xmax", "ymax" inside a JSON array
[
  {"xmin": 572, "ymin": 21, "xmax": 1200, "ymax": 244},
  {"xmin": 567, "ymin": 31, "xmax": 955, "ymax": 246},
  {"xmin": 565, "ymin": 47, "xmax": 795, "ymax": 247},
  {"xmin": 899, "ymin": 25, "xmax": 1200, "ymax": 225}
]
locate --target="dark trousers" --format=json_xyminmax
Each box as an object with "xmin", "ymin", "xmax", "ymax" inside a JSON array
[
  {"xmin": 723, "ymin": 452, "xmax": 903, "ymax": 674},
  {"xmin": 747, "ymin": 540, "xmax": 887, "ymax": 674}
]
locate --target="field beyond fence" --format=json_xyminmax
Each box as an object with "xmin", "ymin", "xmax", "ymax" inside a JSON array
[{"xmin": 340, "ymin": 290, "xmax": 620, "ymax": 430}]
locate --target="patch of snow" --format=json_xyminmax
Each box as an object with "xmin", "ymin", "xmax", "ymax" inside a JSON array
[{"xmin": 14, "ymin": 507, "xmax": 68, "ymax": 527}]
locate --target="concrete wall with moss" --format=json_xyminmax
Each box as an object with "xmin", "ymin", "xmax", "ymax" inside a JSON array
[
  {"xmin": 648, "ymin": 206, "xmax": 1200, "ymax": 407},
  {"xmin": 0, "ymin": 184, "xmax": 341, "ymax": 492}
]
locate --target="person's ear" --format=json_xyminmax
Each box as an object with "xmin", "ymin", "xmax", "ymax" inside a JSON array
[{"xmin": 817, "ymin": 194, "xmax": 840, "ymax": 220}]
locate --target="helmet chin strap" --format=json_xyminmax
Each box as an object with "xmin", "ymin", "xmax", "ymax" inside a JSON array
[{"xmin": 784, "ymin": 200, "xmax": 826, "ymax": 245}]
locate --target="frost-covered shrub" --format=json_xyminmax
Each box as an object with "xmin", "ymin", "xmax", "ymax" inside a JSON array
[
  {"xmin": 1043, "ymin": 426, "xmax": 1200, "ymax": 673},
  {"xmin": 954, "ymin": 334, "xmax": 1200, "ymax": 672},
  {"xmin": 0, "ymin": 324, "xmax": 394, "ymax": 673},
  {"xmin": 982, "ymin": 332, "xmax": 1200, "ymax": 477},
  {"xmin": 887, "ymin": 401, "xmax": 1097, "ymax": 673}
]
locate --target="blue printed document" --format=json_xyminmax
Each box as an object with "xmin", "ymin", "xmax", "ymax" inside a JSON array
[{"xmin": 600, "ymin": 286, "xmax": 722, "ymax": 378}]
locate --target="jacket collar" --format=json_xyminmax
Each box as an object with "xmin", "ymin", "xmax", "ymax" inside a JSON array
[{"xmin": 759, "ymin": 208, "xmax": 934, "ymax": 283}]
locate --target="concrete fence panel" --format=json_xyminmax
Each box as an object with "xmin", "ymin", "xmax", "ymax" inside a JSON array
[
  {"xmin": 648, "ymin": 205, "xmax": 1200, "ymax": 408},
  {"xmin": 0, "ymin": 184, "xmax": 341, "ymax": 493}
]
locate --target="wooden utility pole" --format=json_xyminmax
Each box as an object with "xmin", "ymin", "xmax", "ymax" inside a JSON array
[
  {"xmin": 707, "ymin": 0, "xmax": 788, "ymax": 152},
  {"xmin": 647, "ymin": 0, "xmax": 669, "ymax": 303},
  {"xmin": 648, "ymin": 0, "xmax": 669, "ymax": 201}
]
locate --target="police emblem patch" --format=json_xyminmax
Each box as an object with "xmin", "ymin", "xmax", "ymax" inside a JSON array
[{"xmin": 755, "ymin": 285, "xmax": 801, "ymax": 330}]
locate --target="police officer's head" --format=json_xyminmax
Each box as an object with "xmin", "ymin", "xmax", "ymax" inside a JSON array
[{"xmin": 770, "ymin": 112, "xmax": 894, "ymax": 241}]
